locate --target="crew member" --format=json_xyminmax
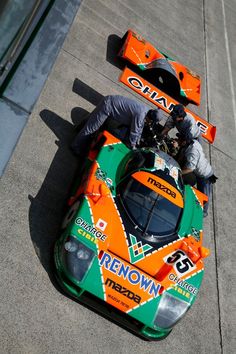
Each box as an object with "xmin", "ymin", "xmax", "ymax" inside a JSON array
[
  {"xmin": 160, "ymin": 104, "xmax": 202, "ymax": 142},
  {"xmin": 71, "ymin": 95, "xmax": 163, "ymax": 156},
  {"xmin": 174, "ymin": 135, "xmax": 217, "ymax": 217}
]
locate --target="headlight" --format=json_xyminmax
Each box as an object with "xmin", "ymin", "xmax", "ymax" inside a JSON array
[
  {"xmin": 62, "ymin": 236, "xmax": 95, "ymax": 282},
  {"xmin": 154, "ymin": 292, "xmax": 190, "ymax": 329}
]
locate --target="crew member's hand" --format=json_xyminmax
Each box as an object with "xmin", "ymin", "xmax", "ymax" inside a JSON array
[
  {"xmin": 171, "ymin": 139, "xmax": 179, "ymax": 148},
  {"xmin": 155, "ymin": 133, "xmax": 164, "ymax": 142}
]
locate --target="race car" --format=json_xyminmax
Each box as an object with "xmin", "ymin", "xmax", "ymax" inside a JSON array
[
  {"xmin": 118, "ymin": 29, "xmax": 201, "ymax": 106},
  {"xmin": 54, "ymin": 130, "xmax": 210, "ymax": 340}
]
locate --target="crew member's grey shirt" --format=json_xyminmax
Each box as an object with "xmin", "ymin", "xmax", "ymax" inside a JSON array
[
  {"xmin": 106, "ymin": 95, "xmax": 151, "ymax": 146},
  {"xmin": 165, "ymin": 112, "xmax": 201, "ymax": 140},
  {"xmin": 184, "ymin": 140, "xmax": 213, "ymax": 178},
  {"xmin": 80, "ymin": 95, "xmax": 151, "ymax": 147}
]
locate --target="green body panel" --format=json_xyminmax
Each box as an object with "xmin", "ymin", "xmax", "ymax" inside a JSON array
[
  {"xmin": 55, "ymin": 198, "xmax": 105, "ymax": 300},
  {"xmin": 168, "ymin": 270, "xmax": 204, "ymax": 304},
  {"xmin": 180, "ymin": 88, "xmax": 187, "ymax": 98},
  {"xmin": 178, "ymin": 185, "xmax": 203, "ymax": 238},
  {"xmin": 69, "ymin": 200, "xmax": 97, "ymax": 251},
  {"xmin": 138, "ymin": 64, "xmax": 146, "ymax": 71},
  {"xmin": 95, "ymin": 142, "xmax": 130, "ymax": 192},
  {"xmin": 54, "ymin": 134, "xmax": 206, "ymax": 340},
  {"xmin": 128, "ymin": 294, "xmax": 160, "ymax": 324},
  {"xmin": 79, "ymin": 256, "xmax": 105, "ymax": 300}
]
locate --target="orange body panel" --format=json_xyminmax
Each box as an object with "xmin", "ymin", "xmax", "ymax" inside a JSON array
[
  {"xmin": 120, "ymin": 30, "xmax": 166, "ymax": 66},
  {"xmin": 192, "ymin": 187, "xmax": 208, "ymax": 207},
  {"xmin": 119, "ymin": 29, "xmax": 201, "ymax": 105},
  {"xmin": 132, "ymin": 171, "xmax": 184, "ymax": 208},
  {"xmin": 80, "ymin": 150, "xmax": 205, "ymax": 312},
  {"xmin": 120, "ymin": 67, "xmax": 216, "ymax": 143}
]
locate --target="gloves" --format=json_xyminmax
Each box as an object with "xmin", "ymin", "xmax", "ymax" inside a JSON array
[
  {"xmin": 126, "ymin": 141, "xmax": 136, "ymax": 150},
  {"xmin": 154, "ymin": 133, "xmax": 164, "ymax": 142},
  {"xmin": 209, "ymin": 174, "xmax": 218, "ymax": 184}
]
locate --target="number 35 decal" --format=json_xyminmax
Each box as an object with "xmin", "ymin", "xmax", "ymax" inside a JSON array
[{"xmin": 164, "ymin": 250, "xmax": 196, "ymax": 276}]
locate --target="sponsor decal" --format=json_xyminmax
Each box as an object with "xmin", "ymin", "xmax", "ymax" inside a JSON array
[
  {"xmin": 77, "ymin": 228, "xmax": 97, "ymax": 244},
  {"xmin": 191, "ymin": 227, "xmax": 200, "ymax": 241},
  {"xmin": 95, "ymin": 168, "xmax": 107, "ymax": 181},
  {"xmin": 128, "ymin": 234, "xmax": 153, "ymax": 263},
  {"xmin": 169, "ymin": 273, "xmax": 198, "ymax": 295},
  {"xmin": 196, "ymin": 121, "xmax": 208, "ymax": 135},
  {"xmin": 106, "ymin": 178, "xmax": 113, "ymax": 186},
  {"xmin": 164, "ymin": 250, "xmax": 196, "ymax": 277},
  {"xmin": 119, "ymin": 67, "xmax": 216, "ymax": 143},
  {"xmin": 169, "ymin": 167, "xmax": 179, "ymax": 181},
  {"xmin": 132, "ymin": 171, "xmax": 183, "ymax": 208},
  {"xmin": 107, "ymin": 294, "xmax": 129, "ymax": 309},
  {"xmin": 95, "ymin": 168, "xmax": 113, "ymax": 188},
  {"xmin": 75, "ymin": 217, "xmax": 107, "ymax": 241},
  {"xmin": 154, "ymin": 156, "xmax": 180, "ymax": 187},
  {"xmin": 127, "ymin": 75, "xmax": 175, "ymax": 111},
  {"xmin": 154, "ymin": 155, "xmax": 166, "ymax": 170},
  {"xmin": 99, "ymin": 252, "xmax": 161, "ymax": 298},
  {"xmin": 172, "ymin": 285, "xmax": 191, "ymax": 299},
  {"xmin": 147, "ymin": 177, "xmax": 176, "ymax": 199},
  {"xmin": 96, "ymin": 218, "xmax": 107, "ymax": 232},
  {"xmin": 105, "ymin": 278, "xmax": 141, "ymax": 304}
]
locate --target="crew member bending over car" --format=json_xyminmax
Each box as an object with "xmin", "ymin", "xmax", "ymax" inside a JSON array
[
  {"xmin": 160, "ymin": 104, "xmax": 202, "ymax": 143},
  {"xmin": 174, "ymin": 134, "xmax": 217, "ymax": 217},
  {"xmin": 71, "ymin": 95, "xmax": 163, "ymax": 156}
]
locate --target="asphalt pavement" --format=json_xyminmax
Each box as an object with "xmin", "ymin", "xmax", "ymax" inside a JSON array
[{"xmin": 0, "ymin": 0, "xmax": 235, "ymax": 353}]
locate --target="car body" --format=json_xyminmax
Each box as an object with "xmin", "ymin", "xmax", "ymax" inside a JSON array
[
  {"xmin": 118, "ymin": 29, "xmax": 201, "ymax": 106},
  {"xmin": 54, "ymin": 130, "xmax": 210, "ymax": 340}
]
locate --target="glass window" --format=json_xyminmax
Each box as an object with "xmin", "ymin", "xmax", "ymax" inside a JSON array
[
  {"xmin": 0, "ymin": 0, "xmax": 38, "ymax": 62},
  {"xmin": 119, "ymin": 174, "xmax": 182, "ymax": 237},
  {"xmin": 124, "ymin": 150, "xmax": 184, "ymax": 193}
]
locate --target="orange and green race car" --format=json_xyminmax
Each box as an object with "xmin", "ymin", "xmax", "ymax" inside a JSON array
[
  {"xmin": 118, "ymin": 29, "xmax": 201, "ymax": 106},
  {"xmin": 54, "ymin": 130, "xmax": 210, "ymax": 340}
]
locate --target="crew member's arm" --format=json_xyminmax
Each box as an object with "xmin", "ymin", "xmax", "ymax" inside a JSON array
[
  {"xmin": 160, "ymin": 126, "xmax": 171, "ymax": 136},
  {"xmin": 160, "ymin": 116, "xmax": 175, "ymax": 136},
  {"xmin": 182, "ymin": 150, "xmax": 199, "ymax": 175},
  {"xmin": 182, "ymin": 167, "xmax": 194, "ymax": 174}
]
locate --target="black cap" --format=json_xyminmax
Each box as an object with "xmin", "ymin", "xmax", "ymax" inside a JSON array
[
  {"xmin": 177, "ymin": 132, "xmax": 192, "ymax": 144},
  {"xmin": 147, "ymin": 109, "xmax": 163, "ymax": 123},
  {"xmin": 170, "ymin": 104, "xmax": 186, "ymax": 119}
]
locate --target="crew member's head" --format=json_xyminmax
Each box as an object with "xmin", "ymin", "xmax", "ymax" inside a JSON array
[
  {"xmin": 170, "ymin": 104, "xmax": 187, "ymax": 122},
  {"xmin": 176, "ymin": 133, "xmax": 192, "ymax": 147},
  {"xmin": 145, "ymin": 109, "xmax": 163, "ymax": 126}
]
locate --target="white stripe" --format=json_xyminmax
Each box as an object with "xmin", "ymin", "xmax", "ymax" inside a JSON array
[
  {"xmin": 126, "ymin": 297, "xmax": 154, "ymax": 314},
  {"xmin": 86, "ymin": 195, "xmax": 107, "ymax": 299},
  {"xmin": 164, "ymin": 268, "xmax": 204, "ymax": 293},
  {"xmin": 221, "ymin": 0, "xmax": 236, "ymax": 128}
]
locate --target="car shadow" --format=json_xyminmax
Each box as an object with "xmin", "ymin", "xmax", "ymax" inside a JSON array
[
  {"xmin": 106, "ymin": 34, "xmax": 125, "ymax": 70},
  {"xmin": 28, "ymin": 108, "xmax": 88, "ymax": 286},
  {"xmin": 27, "ymin": 106, "xmax": 143, "ymax": 339},
  {"xmin": 72, "ymin": 79, "xmax": 104, "ymax": 106},
  {"xmin": 28, "ymin": 85, "xmax": 164, "ymax": 340}
]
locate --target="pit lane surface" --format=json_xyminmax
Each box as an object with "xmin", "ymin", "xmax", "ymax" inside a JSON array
[{"xmin": 0, "ymin": 0, "xmax": 235, "ymax": 353}]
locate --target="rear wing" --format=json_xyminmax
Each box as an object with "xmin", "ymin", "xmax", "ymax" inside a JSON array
[{"xmin": 119, "ymin": 67, "xmax": 216, "ymax": 143}]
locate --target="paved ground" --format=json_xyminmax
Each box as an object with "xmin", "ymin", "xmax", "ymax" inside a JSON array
[{"xmin": 0, "ymin": 0, "xmax": 236, "ymax": 353}]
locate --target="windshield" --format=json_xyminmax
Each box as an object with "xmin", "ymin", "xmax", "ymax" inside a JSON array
[{"xmin": 119, "ymin": 174, "xmax": 182, "ymax": 237}]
